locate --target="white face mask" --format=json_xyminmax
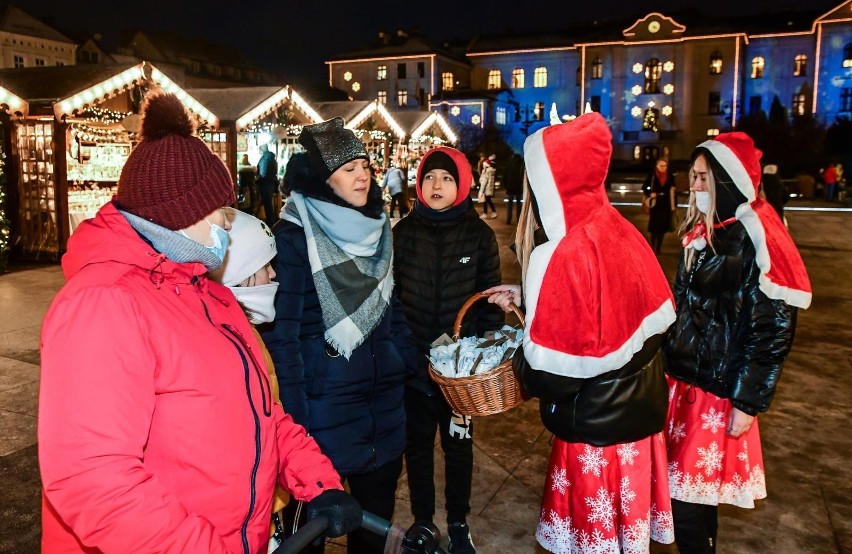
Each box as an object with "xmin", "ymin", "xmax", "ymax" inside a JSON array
[
  {"xmin": 229, "ymin": 283, "xmax": 277, "ymax": 324},
  {"xmin": 694, "ymin": 191, "xmax": 711, "ymax": 214}
]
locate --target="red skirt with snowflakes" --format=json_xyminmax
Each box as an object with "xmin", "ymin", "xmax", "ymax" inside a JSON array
[
  {"xmin": 536, "ymin": 434, "xmax": 674, "ymax": 554},
  {"xmin": 665, "ymin": 376, "xmax": 766, "ymax": 508}
]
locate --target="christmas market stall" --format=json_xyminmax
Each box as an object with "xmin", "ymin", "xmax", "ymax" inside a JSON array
[
  {"xmin": 313, "ymin": 100, "xmax": 406, "ymax": 172},
  {"xmin": 0, "ymin": 62, "xmax": 218, "ymax": 260},
  {"xmin": 0, "ymin": 85, "xmax": 28, "ymax": 272},
  {"xmin": 389, "ymin": 109, "xmax": 457, "ymax": 167}
]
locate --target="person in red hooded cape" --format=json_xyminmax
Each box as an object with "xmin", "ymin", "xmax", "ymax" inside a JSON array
[
  {"xmin": 487, "ymin": 112, "xmax": 676, "ymax": 554},
  {"xmin": 663, "ymin": 132, "xmax": 811, "ymax": 553}
]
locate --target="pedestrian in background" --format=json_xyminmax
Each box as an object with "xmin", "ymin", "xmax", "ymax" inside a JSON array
[
  {"xmin": 393, "ymin": 146, "xmax": 503, "ymax": 554},
  {"xmin": 503, "ymin": 153, "xmax": 525, "ymax": 225},
  {"xmin": 479, "ymin": 154, "xmax": 498, "ymax": 219},
  {"xmin": 383, "ymin": 163, "xmax": 409, "ymax": 218},
  {"xmin": 664, "ymin": 132, "xmax": 811, "ymax": 553},
  {"xmin": 264, "ymin": 117, "xmax": 419, "ymax": 554},
  {"xmin": 257, "ymin": 142, "xmax": 279, "ymax": 225},
  {"xmin": 488, "ymin": 113, "xmax": 676, "ymax": 554},
  {"xmin": 38, "ymin": 93, "xmax": 361, "ymax": 554},
  {"xmin": 760, "ymin": 164, "xmax": 788, "ymax": 223},
  {"xmin": 643, "ymin": 158, "xmax": 676, "ymax": 253}
]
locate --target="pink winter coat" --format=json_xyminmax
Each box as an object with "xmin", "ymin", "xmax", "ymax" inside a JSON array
[{"xmin": 39, "ymin": 202, "xmax": 342, "ymax": 553}]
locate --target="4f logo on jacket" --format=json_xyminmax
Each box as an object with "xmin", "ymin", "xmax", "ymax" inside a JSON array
[{"xmin": 459, "ymin": 257, "xmax": 471, "ymax": 264}]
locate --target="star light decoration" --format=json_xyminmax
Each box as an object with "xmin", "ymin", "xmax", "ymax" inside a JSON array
[
  {"xmin": 663, "ymin": 61, "xmax": 675, "ymax": 72},
  {"xmin": 632, "ymin": 63, "xmax": 643, "ymax": 74},
  {"xmin": 450, "ymin": 106, "xmax": 461, "ymax": 116},
  {"xmin": 352, "ymin": 82, "xmax": 360, "ymax": 92},
  {"xmin": 662, "ymin": 105, "xmax": 673, "ymax": 116},
  {"xmin": 663, "ymin": 83, "xmax": 675, "ymax": 95},
  {"xmin": 631, "ymin": 106, "xmax": 642, "ymax": 117},
  {"xmin": 471, "ymin": 114, "xmax": 481, "ymax": 125},
  {"xmin": 343, "ymin": 71, "xmax": 353, "ymax": 82},
  {"xmin": 631, "ymin": 85, "xmax": 642, "ymax": 96}
]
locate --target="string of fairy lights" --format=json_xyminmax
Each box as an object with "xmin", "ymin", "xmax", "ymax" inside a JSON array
[{"xmin": 0, "ymin": 122, "xmax": 10, "ymax": 273}]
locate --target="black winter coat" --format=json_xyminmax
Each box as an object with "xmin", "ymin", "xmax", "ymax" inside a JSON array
[
  {"xmin": 262, "ymin": 220, "xmax": 419, "ymax": 476},
  {"xmin": 392, "ymin": 204, "xmax": 504, "ymax": 395},
  {"xmin": 663, "ymin": 222, "xmax": 797, "ymax": 416}
]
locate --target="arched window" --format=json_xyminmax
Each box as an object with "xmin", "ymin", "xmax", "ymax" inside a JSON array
[
  {"xmin": 534, "ymin": 66, "xmax": 547, "ymax": 88},
  {"xmin": 792, "ymin": 92, "xmax": 807, "ymax": 116},
  {"xmin": 644, "ymin": 58, "xmax": 661, "ymax": 93},
  {"xmin": 512, "ymin": 68, "xmax": 525, "ymax": 88},
  {"xmin": 487, "ymin": 69, "xmax": 501, "ymax": 90},
  {"xmin": 793, "ymin": 54, "xmax": 807, "ymax": 76},
  {"xmin": 442, "ymin": 72, "xmax": 454, "ymax": 91},
  {"xmin": 709, "ymin": 51, "xmax": 723, "ymax": 75},
  {"xmin": 751, "ymin": 57, "xmax": 765, "ymax": 79},
  {"xmin": 843, "ymin": 44, "xmax": 852, "ymax": 68},
  {"xmin": 591, "ymin": 58, "xmax": 603, "ymax": 79}
]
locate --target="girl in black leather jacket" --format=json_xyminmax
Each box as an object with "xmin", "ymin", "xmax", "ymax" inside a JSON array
[
  {"xmin": 663, "ymin": 133, "xmax": 811, "ymax": 554},
  {"xmin": 488, "ymin": 113, "xmax": 677, "ymax": 554}
]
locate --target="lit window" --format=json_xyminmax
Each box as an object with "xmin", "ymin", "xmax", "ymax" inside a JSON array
[
  {"xmin": 591, "ymin": 58, "xmax": 603, "ymax": 79},
  {"xmin": 397, "ymin": 89, "xmax": 408, "ymax": 107},
  {"xmin": 377, "ymin": 65, "xmax": 387, "ymax": 80},
  {"xmin": 793, "ymin": 54, "xmax": 807, "ymax": 77},
  {"xmin": 843, "ymin": 44, "xmax": 852, "ymax": 68},
  {"xmin": 512, "ymin": 68, "xmax": 525, "ymax": 89},
  {"xmin": 791, "ymin": 93, "xmax": 806, "ymax": 116},
  {"xmin": 644, "ymin": 58, "xmax": 661, "ymax": 94},
  {"xmin": 709, "ymin": 51, "xmax": 723, "ymax": 75},
  {"xmin": 378, "ymin": 91, "xmax": 387, "ymax": 104},
  {"xmin": 533, "ymin": 102, "xmax": 545, "ymax": 121},
  {"xmin": 487, "ymin": 69, "xmax": 501, "ymax": 90},
  {"xmin": 534, "ymin": 66, "xmax": 547, "ymax": 88},
  {"xmin": 496, "ymin": 106, "xmax": 507, "ymax": 125},
  {"xmin": 751, "ymin": 57, "xmax": 765, "ymax": 79},
  {"xmin": 707, "ymin": 128, "xmax": 720, "ymax": 137},
  {"xmin": 343, "ymin": 71, "xmax": 352, "ymax": 82},
  {"xmin": 442, "ymin": 72, "xmax": 454, "ymax": 91},
  {"xmin": 633, "ymin": 145, "xmax": 641, "ymax": 160},
  {"xmin": 352, "ymin": 82, "xmax": 360, "ymax": 92}
]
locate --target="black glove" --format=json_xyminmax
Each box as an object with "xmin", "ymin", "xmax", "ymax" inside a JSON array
[{"xmin": 306, "ymin": 489, "xmax": 362, "ymax": 538}]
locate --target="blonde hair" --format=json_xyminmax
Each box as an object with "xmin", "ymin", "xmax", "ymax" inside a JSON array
[
  {"xmin": 514, "ymin": 174, "xmax": 539, "ymax": 282},
  {"xmin": 680, "ymin": 153, "xmax": 718, "ymax": 270}
]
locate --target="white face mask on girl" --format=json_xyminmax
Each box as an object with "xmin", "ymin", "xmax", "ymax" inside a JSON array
[
  {"xmin": 694, "ymin": 191, "xmax": 711, "ymax": 214},
  {"xmin": 228, "ymin": 283, "xmax": 277, "ymax": 324}
]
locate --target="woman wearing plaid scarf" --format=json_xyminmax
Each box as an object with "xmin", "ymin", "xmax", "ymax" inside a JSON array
[{"xmin": 262, "ymin": 118, "xmax": 419, "ymax": 554}]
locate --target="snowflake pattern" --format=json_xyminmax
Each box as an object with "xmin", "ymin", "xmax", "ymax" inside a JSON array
[
  {"xmin": 537, "ymin": 509, "xmax": 578, "ymax": 553},
  {"xmin": 695, "ymin": 441, "xmax": 724, "ymax": 476},
  {"xmin": 620, "ymin": 515, "xmax": 651, "ymax": 554},
  {"xmin": 668, "ymin": 420, "xmax": 686, "ymax": 443},
  {"xmin": 668, "ymin": 384, "xmax": 676, "ymax": 402},
  {"xmin": 700, "ymin": 407, "xmax": 726, "ymax": 434},
  {"xmin": 578, "ymin": 445, "xmax": 609, "ymax": 477},
  {"xmin": 551, "ymin": 467, "xmax": 570, "ymax": 495},
  {"xmin": 668, "ymin": 460, "xmax": 766, "ymax": 509},
  {"xmin": 616, "ymin": 443, "xmax": 639, "ymax": 466},
  {"xmin": 619, "ymin": 477, "xmax": 637, "ymax": 516},
  {"xmin": 585, "ymin": 487, "xmax": 617, "ymax": 531},
  {"xmin": 737, "ymin": 440, "xmax": 750, "ymax": 472},
  {"xmin": 650, "ymin": 504, "xmax": 675, "ymax": 544}
]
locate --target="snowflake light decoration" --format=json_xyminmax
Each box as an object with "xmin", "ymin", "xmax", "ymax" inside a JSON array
[
  {"xmin": 450, "ymin": 106, "xmax": 461, "ymax": 116},
  {"xmin": 662, "ymin": 105, "xmax": 673, "ymax": 116},
  {"xmin": 631, "ymin": 85, "xmax": 642, "ymax": 96},
  {"xmin": 471, "ymin": 114, "xmax": 481, "ymax": 125},
  {"xmin": 663, "ymin": 61, "xmax": 675, "ymax": 72},
  {"xmin": 343, "ymin": 71, "xmax": 353, "ymax": 82},
  {"xmin": 632, "ymin": 63, "xmax": 643, "ymax": 74},
  {"xmin": 351, "ymin": 82, "xmax": 360, "ymax": 92},
  {"xmin": 631, "ymin": 106, "xmax": 642, "ymax": 117},
  {"xmin": 663, "ymin": 83, "xmax": 675, "ymax": 95}
]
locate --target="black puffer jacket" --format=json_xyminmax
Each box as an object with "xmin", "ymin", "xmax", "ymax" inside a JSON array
[
  {"xmin": 392, "ymin": 202, "xmax": 504, "ymax": 395},
  {"xmin": 663, "ymin": 222, "xmax": 797, "ymax": 416}
]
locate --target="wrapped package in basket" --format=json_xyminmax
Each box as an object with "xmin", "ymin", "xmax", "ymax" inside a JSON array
[{"xmin": 429, "ymin": 325, "xmax": 524, "ymax": 378}]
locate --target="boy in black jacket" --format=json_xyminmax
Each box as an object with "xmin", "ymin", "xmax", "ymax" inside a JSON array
[{"xmin": 392, "ymin": 147, "xmax": 503, "ymax": 554}]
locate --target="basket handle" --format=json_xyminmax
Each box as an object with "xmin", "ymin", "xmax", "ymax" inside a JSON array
[{"xmin": 453, "ymin": 292, "xmax": 525, "ymax": 340}]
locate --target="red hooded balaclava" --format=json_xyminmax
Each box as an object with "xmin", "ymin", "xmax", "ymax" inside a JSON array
[
  {"xmin": 522, "ymin": 112, "xmax": 676, "ymax": 377},
  {"xmin": 415, "ymin": 147, "xmax": 472, "ymax": 207},
  {"xmin": 696, "ymin": 132, "xmax": 811, "ymax": 308}
]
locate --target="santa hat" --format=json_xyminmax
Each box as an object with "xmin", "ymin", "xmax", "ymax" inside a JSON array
[
  {"xmin": 697, "ymin": 132, "xmax": 811, "ymax": 309},
  {"xmin": 209, "ymin": 208, "xmax": 276, "ymax": 287},
  {"xmin": 521, "ymin": 112, "xmax": 675, "ymax": 378},
  {"xmin": 415, "ymin": 147, "xmax": 472, "ymax": 207}
]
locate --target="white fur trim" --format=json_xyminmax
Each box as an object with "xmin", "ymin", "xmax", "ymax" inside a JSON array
[
  {"xmin": 523, "ymin": 273, "xmax": 676, "ymax": 378},
  {"xmin": 736, "ymin": 204, "xmax": 811, "ymax": 309},
  {"xmin": 699, "ymin": 140, "xmax": 756, "ymax": 202},
  {"xmin": 524, "ymin": 129, "xmax": 566, "ymax": 239}
]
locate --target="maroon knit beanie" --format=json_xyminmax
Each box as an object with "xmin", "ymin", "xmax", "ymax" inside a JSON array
[{"xmin": 117, "ymin": 92, "xmax": 235, "ymax": 230}]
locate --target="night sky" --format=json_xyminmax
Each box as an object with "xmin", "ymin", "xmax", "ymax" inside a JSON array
[{"xmin": 28, "ymin": 0, "xmax": 831, "ymax": 86}]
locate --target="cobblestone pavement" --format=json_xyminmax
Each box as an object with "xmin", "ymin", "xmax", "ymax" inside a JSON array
[{"xmin": 1, "ymin": 195, "xmax": 849, "ymax": 553}]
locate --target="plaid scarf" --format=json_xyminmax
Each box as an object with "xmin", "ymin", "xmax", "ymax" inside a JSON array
[{"xmin": 282, "ymin": 192, "xmax": 393, "ymax": 359}]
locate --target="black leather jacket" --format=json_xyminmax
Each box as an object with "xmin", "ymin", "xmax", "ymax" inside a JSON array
[
  {"xmin": 663, "ymin": 222, "xmax": 797, "ymax": 416},
  {"xmin": 513, "ymin": 335, "xmax": 668, "ymax": 446}
]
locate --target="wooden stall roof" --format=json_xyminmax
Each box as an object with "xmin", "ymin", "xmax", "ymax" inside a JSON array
[
  {"xmin": 312, "ymin": 100, "xmax": 372, "ymax": 123},
  {"xmin": 0, "ymin": 63, "xmax": 139, "ymax": 108},
  {"xmin": 187, "ymin": 86, "xmax": 283, "ymax": 122}
]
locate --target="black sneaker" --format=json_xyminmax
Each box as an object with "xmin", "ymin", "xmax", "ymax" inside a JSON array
[{"xmin": 447, "ymin": 522, "xmax": 476, "ymax": 554}]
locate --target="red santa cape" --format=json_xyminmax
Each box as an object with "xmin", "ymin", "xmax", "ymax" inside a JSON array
[
  {"xmin": 522, "ymin": 113, "xmax": 675, "ymax": 378},
  {"xmin": 699, "ymin": 133, "xmax": 812, "ymax": 309}
]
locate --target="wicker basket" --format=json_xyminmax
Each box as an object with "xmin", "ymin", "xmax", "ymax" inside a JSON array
[{"xmin": 428, "ymin": 292, "xmax": 526, "ymax": 417}]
